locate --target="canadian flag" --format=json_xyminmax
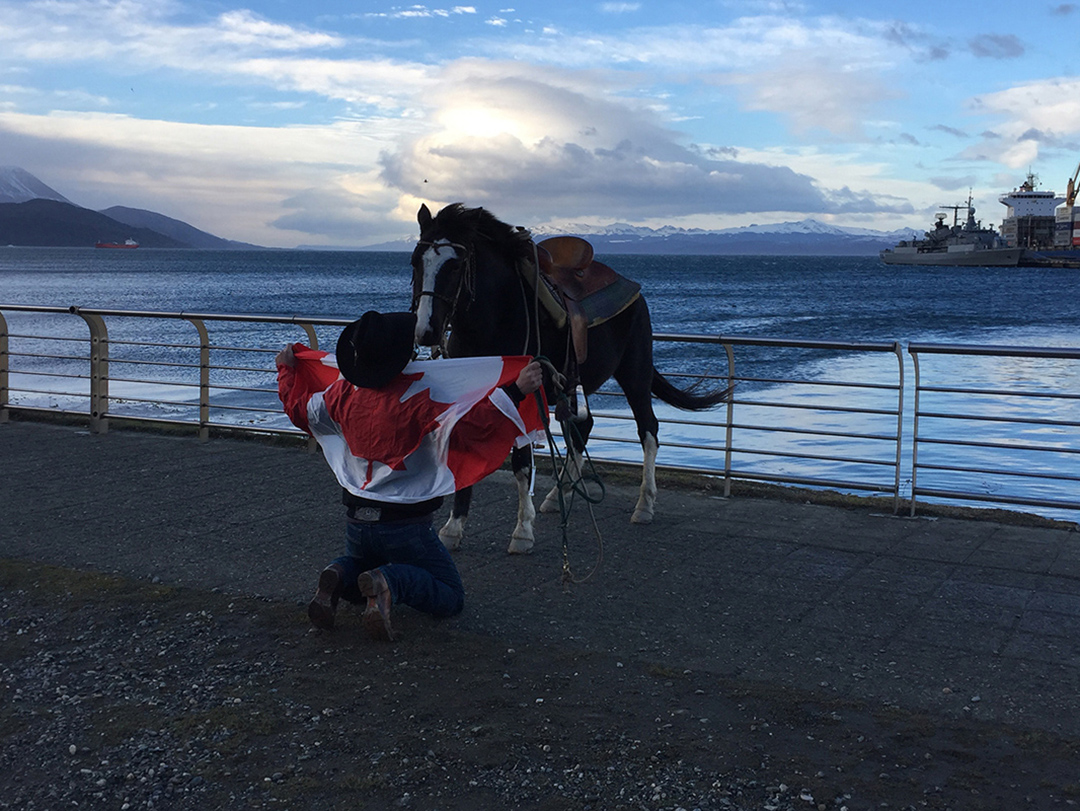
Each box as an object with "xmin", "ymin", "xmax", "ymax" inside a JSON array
[{"xmin": 278, "ymin": 345, "xmax": 548, "ymax": 503}]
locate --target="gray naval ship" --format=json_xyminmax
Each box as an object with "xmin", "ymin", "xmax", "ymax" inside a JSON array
[
  {"xmin": 879, "ymin": 194, "xmax": 1023, "ymax": 267},
  {"xmin": 881, "ymin": 172, "xmax": 1080, "ymax": 267}
]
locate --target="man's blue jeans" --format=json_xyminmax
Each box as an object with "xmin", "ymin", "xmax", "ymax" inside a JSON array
[{"xmin": 332, "ymin": 517, "xmax": 465, "ymax": 618}]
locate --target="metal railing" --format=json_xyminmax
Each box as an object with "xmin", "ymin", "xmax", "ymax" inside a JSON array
[
  {"xmin": 3, "ymin": 304, "xmax": 1079, "ymax": 520},
  {"xmin": 908, "ymin": 342, "xmax": 1080, "ymax": 516},
  {"xmin": 0, "ymin": 305, "xmax": 349, "ymax": 441},
  {"xmin": 583, "ymin": 333, "xmax": 904, "ymax": 511}
]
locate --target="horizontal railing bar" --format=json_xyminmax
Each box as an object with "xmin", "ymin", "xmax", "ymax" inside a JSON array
[
  {"xmin": 730, "ymin": 424, "xmax": 900, "ymax": 442},
  {"xmin": 656, "ymin": 332, "xmax": 899, "ymax": 352},
  {"xmin": 727, "ymin": 468, "xmax": 896, "ymax": 493},
  {"xmin": 912, "ymin": 487, "xmax": 1080, "ymax": 511},
  {"xmin": 732, "ymin": 399, "xmax": 899, "ymax": 417},
  {"xmin": 916, "ymin": 436, "xmax": 1080, "ymax": 455},
  {"xmin": 0, "ymin": 303, "xmax": 356, "ymax": 326},
  {"xmin": 108, "ymin": 377, "xmax": 198, "ymax": 389},
  {"xmin": 916, "ymin": 411, "xmax": 1080, "ymax": 428},
  {"xmin": 662, "ymin": 371, "xmax": 902, "ymax": 392},
  {"xmin": 7, "ymin": 369, "xmax": 89, "ymax": 380},
  {"xmin": 585, "ymin": 430, "xmax": 895, "ymax": 467},
  {"xmin": 9, "ymin": 351, "xmax": 88, "ymax": 362},
  {"xmin": 204, "ymin": 403, "xmax": 282, "ymax": 415},
  {"xmin": 914, "ymin": 461, "xmax": 1080, "ymax": 483},
  {"xmin": 917, "ymin": 384, "xmax": 1080, "ymax": 401},
  {"xmin": 910, "ymin": 342, "xmax": 1080, "ymax": 360},
  {"xmin": 728, "ymin": 446, "xmax": 898, "ymax": 466},
  {"xmin": 108, "ymin": 339, "xmax": 200, "ymax": 350},
  {"xmin": 11, "ymin": 387, "xmax": 87, "ymax": 398},
  {"xmin": 107, "ymin": 358, "xmax": 200, "ymax": 370},
  {"xmin": 5, "ymin": 333, "xmax": 85, "ymax": 342},
  {"xmin": 105, "ymin": 396, "xmax": 197, "ymax": 408},
  {"xmin": 557, "ymin": 453, "xmax": 896, "ymax": 494}
]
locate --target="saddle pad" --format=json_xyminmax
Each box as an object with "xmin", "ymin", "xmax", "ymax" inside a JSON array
[{"xmin": 576, "ymin": 275, "xmax": 641, "ymax": 327}]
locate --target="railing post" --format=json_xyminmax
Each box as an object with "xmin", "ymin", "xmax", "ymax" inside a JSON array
[
  {"xmin": 891, "ymin": 341, "xmax": 904, "ymax": 514},
  {"xmin": 0, "ymin": 310, "xmax": 8, "ymax": 424},
  {"xmin": 185, "ymin": 317, "xmax": 211, "ymax": 442},
  {"xmin": 72, "ymin": 308, "xmax": 109, "ymax": 434},
  {"xmin": 908, "ymin": 348, "xmax": 922, "ymax": 517},
  {"xmin": 722, "ymin": 342, "xmax": 735, "ymax": 498}
]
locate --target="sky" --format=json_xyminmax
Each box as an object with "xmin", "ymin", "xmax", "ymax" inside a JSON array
[{"xmin": 2, "ymin": 0, "xmax": 1080, "ymax": 248}]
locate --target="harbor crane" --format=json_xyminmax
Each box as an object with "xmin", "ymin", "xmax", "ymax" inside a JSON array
[{"xmin": 1066, "ymin": 161, "xmax": 1080, "ymax": 207}]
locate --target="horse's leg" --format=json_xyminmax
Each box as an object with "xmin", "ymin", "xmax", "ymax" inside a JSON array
[
  {"xmin": 632, "ymin": 428, "xmax": 659, "ymax": 524},
  {"xmin": 438, "ymin": 487, "xmax": 472, "ymax": 550},
  {"xmin": 507, "ymin": 445, "xmax": 536, "ymax": 554},
  {"xmin": 540, "ymin": 414, "xmax": 592, "ymax": 514},
  {"xmin": 613, "ymin": 323, "xmax": 661, "ymax": 524}
]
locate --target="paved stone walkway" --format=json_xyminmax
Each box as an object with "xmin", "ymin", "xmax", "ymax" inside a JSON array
[{"xmin": 3, "ymin": 419, "xmax": 1080, "ymax": 735}]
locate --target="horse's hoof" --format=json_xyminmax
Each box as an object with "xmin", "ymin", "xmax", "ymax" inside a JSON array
[
  {"xmin": 507, "ymin": 535, "xmax": 534, "ymax": 555},
  {"xmin": 438, "ymin": 528, "xmax": 463, "ymax": 551},
  {"xmin": 630, "ymin": 508, "xmax": 654, "ymax": 524},
  {"xmin": 539, "ymin": 495, "xmax": 561, "ymax": 514}
]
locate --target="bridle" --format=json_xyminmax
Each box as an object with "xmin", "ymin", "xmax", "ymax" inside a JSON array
[
  {"xmin": 410, "ymin": 233, "xmax": 556, "ymax": 367},
  {"xmin": 411, "ymin": 238, "xmax": 475, "ymax": 356}
]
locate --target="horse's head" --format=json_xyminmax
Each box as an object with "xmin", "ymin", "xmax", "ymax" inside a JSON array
[{"xmin": 410, "ymin": 203, "xmax": 473, "ymax": 347}]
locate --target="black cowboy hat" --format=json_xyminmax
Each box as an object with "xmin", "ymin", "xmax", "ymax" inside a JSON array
[{"xmin": 336, "ymin": 311, "xmax": 417, "ymax": 389}]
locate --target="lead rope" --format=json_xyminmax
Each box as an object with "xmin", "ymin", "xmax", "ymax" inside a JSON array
[{"xmin": 525, "ymin": 242, "xmax": 605, "ymax": 584}]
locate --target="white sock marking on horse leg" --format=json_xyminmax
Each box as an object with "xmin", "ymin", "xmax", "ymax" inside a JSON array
[
  {"xmin": 540, "ymin": 444, "xmax": 581, "ymax": 514},
  {"xmin": 631, "ymin": 432, "xmax": 658, "ymax": 524},
  {"xmin": 508, "ymin": 466, "xmax": 536, "ymax": 554},
  {"xmin": 439, "ymin": 514, "xmax": 467, "ymax": 551}
]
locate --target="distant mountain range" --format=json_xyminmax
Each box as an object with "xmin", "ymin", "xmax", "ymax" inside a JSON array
[
  {"xmin": 1, "ymin": 165, "xmax": 918, "ymax": 254},
  {"xmin": 0, "ymin": 166, "xmax": 262, "ymax": 249},
  {"xmin": 360, "ymin": 216, "xmax": 919, "ymax": 256}
]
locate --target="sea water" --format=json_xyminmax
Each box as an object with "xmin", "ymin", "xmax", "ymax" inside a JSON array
[{"xmin": 3, "ymin": 247, "xmax": 1080, "ymax": 517}]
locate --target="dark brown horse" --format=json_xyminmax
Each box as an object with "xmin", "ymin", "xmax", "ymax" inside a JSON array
[{"xmin": 410, "ymin": 203, "xmax": 730, "ymax": 553}]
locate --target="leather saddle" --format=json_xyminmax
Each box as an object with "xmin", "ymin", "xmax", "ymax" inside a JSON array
[{"xmin": 521, "ymin": 236, "xmax": 641, "ymax": 364}]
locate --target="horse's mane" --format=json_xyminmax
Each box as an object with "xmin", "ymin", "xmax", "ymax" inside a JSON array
[{"xmin": 431, "ymin": 203, "xmax": 535, "ymax": 261}]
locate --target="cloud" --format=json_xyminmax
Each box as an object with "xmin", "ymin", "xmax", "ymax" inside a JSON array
[
  {"xmin": 930, "ymin": 124, "xmax": 968, "ymax": 138},
  {"xmin": 726, "ymin": 55, "xmax": 902, "ymax": 137},
  {"xmin": 363, "ymin": 6, "xmax": 477, "ymax": 19},
  {"xmin": 929, "ymin": 175, "xmax": 978, "ymax": 192},
  {"xmin": 968, "ymin": 34, "xmax": 1024, "ymax": 59},
  {"xmin": 0, "ymin": 110, "xmax": 413, "ymax": 245},
  {"xmin": 963, "ymin": 78, "xmax": 1080, "ymax": 166},
  {"xmin": 377, "ymin": 64, "xmax": 901, "ymax": 222}
]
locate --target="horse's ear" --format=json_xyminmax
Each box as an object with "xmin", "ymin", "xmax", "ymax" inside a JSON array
[{"xmin": 418, "ymin": 204, "xmax": 433, "ymax": 232}]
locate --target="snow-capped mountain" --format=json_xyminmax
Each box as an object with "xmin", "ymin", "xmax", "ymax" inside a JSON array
[
  {"xmin": 0, "ymin": 166, "xmax": 73, "ymax": 205},
  {"xmin": 0, "ymin": 167, "xmax": 260, "ymax": 249}
]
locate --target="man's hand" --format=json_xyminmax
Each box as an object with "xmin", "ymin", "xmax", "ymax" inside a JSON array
[
  {"xmin": 276, "ymin": 344, "xmax": 296, "ymax": 368},
  {"xmin": 515, "ymin": 360, "xmax": 543, "ymax": 394}
]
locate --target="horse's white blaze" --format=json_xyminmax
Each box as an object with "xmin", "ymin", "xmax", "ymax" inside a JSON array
[
  {"xmin": 508, "ymin": 466, "xmax": 536, "ymax": 554},
  {"xmin": 631, "ymin": 432, "xmax": 658, "ymax": 524},
  {"xmin": 414, "ymin": 240, "xmax": 456, "ymax": 344}
]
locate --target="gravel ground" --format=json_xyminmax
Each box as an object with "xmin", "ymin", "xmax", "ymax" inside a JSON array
[{"xmin": 3, "ymin": 559, "xmax": 1080, "ymax": 811}]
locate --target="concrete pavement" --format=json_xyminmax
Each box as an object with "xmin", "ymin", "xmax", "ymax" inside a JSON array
[{"xmin": 3, "ymin": 418, "xmax": 1080, "ymax": 736}]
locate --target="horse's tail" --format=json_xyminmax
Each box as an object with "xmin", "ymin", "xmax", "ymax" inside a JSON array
[{"xmin": 650, "ymin": 367, "xmax": 734, "ymax": 411}]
